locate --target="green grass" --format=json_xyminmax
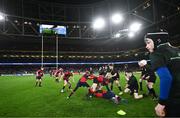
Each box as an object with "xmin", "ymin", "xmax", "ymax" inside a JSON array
[{"xmin": 0, "ymin": 72, "xmax": 159, "ymax": 117}]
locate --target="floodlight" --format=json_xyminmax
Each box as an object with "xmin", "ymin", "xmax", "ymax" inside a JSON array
[
  {"xmin": 111, "ymin": 13, "xmax": 123, "ymax": 24},
  {"xmin": 129, "ymin": 22, "xmax": 142, "ymax": 32},
  {"xmin": 92, "ymin": 17, "xmax": 105, "ymax": 30},
  {"xmin": 128, "ymin": 32, "xmax": 135, "ymax": 38},
  {"xmin": 0, "ymin": 13, "xmax": 4, "ymax": 21},
  {"xmin": 114, "ymin": 33, "xmax": 121, "ymax": 38}
]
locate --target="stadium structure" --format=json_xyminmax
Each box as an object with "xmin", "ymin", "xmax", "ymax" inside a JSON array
[
  {"xmin": 0, "ymin": 0, "xmax": 179, "ymax": 72},
  {"xmin": 0, "ymin": 0, "xmax": 179, "ymax": 117}
]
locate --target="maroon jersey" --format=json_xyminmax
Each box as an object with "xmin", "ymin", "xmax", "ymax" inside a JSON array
[
  {"xmin": 79, "ymin": 73, "xmax": 89, "ymax": 82},
  {"xmin": 97, "ymin": 75, "xmax": 104, "ymax": 83},
  {"xmin": 94, "ymin": 90, "xmax": 107, "ymax": 98},
  {"xmin": 89, "ymin": 74, "xmax": 97, "ymax": 80},
  {"xmin": 36, "ymin": 69, "xmax": 43, "ymax": 77},
  {"xmin": 52, "ymin": 70, "xmax": 56, "ymax": 76},
  {"xmin": 63, "ymin": 72, "xmax": 73, "ymax": 80},
  {"xmin": 55, "ymin": 70, "xmax": 63, "ymax": 77},
  {"xmin": 93, "ymin": 75, "xmax": 109, "ymax": 85}
]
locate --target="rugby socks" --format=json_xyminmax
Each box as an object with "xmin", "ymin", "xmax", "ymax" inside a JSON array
[
  {"xmin": 87, "ymin": 88, "xmax": 94, "ymax": 97},
  {"xmin": 110, "ymin": 85, "xmax": 113, "ymax": 90},
  {"xmin": 68, "ymin": 92, "xmax": 74, "ymax": 98},
  {"xmin": 62, "ymin": 86, "xmax": 65, "ymax": 90},
  {"xmin": 118, "ymin": 86, "xmax": 122, "ymax": 91},
  {"xmin": 39, "ymin": 82, "xmax": 42, "ymax": 87},
  {"xmin": 68, "ymin": 86, "xmax": 78, "ymax": 98},
  {"xmin": 68, "ymin": 84, "xmax": 71, "ymax": 89},
  {"xmin": 55, "ymin": 78, "xmax": 59, "ymax": 82},
  {"xmin": 147, "ymin": 86, "xmax": 151, "ymax": 95},
  {"xmin": 35, "ymin": 82, "xmax": 38, "ymax": 86},
  {"xmin": 105, "ymin": 85, "xmax": 110, "ymax": 91},
  {"xmin": 150, "ymin": 88, "xmax": 157, "ymax": 98}
]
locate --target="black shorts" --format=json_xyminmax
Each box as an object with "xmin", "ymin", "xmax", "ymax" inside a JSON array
[
  {"xmin": 64, "ymin": 79, "xmax": 69, "ymax": 83},
  {"xmin": 129, "ymin": 86, "xmax": 139, "ymax": 94},
  {"xmin": 93, "ymin": 78, "xmax": 99, "ymax": 84},
  {"xmin": 36, "ymin": 76, "xmax": 42, "ymax": 80},
  {"xmin": 103, "ymin": 91, "xmax": 115, "ymax": 99},
  {"xmin": 63, "ymin": 77, "xmax": 69, "ymax": 81},
  {"xmin": 111, "ymin": 77, "xmax": 119, "ymax": 82},
  {"xmin": 147, "ymin": 77, "xmax": 156, "ymax": 83},
  {"xmin": 102, "ymin": 78, "xmax": 109, "ymax": 85},
  {"xmin": 109, "ymin": 78, "xmax": 114, "ymax": 83},
  {"xmin": 77, "ymin": 82, "xmax": 90, "ymax": 87}
]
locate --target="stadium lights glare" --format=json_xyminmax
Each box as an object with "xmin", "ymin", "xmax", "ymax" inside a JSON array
[
  {"xmin": 114, "ymin": 33, "xmax": 121, "ymax": 38},
  {"xmin": 0, "ymin": 13, "xmax": 5, "ymax": 21},
  {"xmin": 111, "ymin": 13, "xmax": 123, "ymax": 24},
  {"xmin": 92, "ymin": 17, "xmax": 105, "ymax": 30},
  {"xmin": 128, "ymin": 32, "xmax": 135, "ymax": 38},
  {"xmin": 129, "ymin": 22, "xmax": 142, "ymax": 32},
  {"xmin": 0, "ymin": 15, "xmax": 4, "ymax": 20}
]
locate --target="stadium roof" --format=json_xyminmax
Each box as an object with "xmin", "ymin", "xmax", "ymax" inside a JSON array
[
  {"xmin": 38, "ymin": 0, "xmax": 105, "ymax": 4},
  {"xmin": 0, "ymin": 0, "xmax": 179, "ymax": 53}
]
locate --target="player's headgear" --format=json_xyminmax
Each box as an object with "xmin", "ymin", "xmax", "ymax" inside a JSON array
[{"xmin": 144, "ymin": 29, "xmax": 169, "ymax": 48}]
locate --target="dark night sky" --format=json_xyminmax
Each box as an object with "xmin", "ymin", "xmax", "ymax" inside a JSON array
[
  {"xmin": 37, "ymin": 0, "xmax": 105, "ymax": 4},
  {"xmin": 0, "ymin": 0, "xmax": 179, "ymax": 52}
]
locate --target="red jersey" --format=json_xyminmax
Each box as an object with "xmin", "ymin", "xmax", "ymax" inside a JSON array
[
  {"xmin": 94, "ymin": 75, "xmax": 109, "ymax": 85},
  {"xmin": 80, "ymin": 74, "xmax": 89, "ymax": 82},
  {"xmin": 94, "ymin": 90, "xmax": 107, "ymax": 98},
  {"xmin": 52, "ymin": 70, "xmax": 56, "ymax": 76},
  {"xmin": 89, "ymin": 74, "xmax": 97, "ymax": 80},
  {"xmin": 63, "ymin": 72, "xmax": 73, "ymax": 80},
  {"xmin": 97, "ymin": 75, "xmax": 104, "ymax": 83},
  {"xmin": 36, "ymin": 70, "xmax": 43, "ymax": 77},
  {"xmin": 55, "ymin": 70, "xmax": 63, "ymax": 77}
]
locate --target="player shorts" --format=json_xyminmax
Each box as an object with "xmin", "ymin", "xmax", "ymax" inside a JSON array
[
  {"xmin": 63, "ymin": 77, "xmax": 69, "ymax": 82},
  {"xmin": 77, "ymin": 82, "xmax": 90, "ymax": 87},
  {"xmin": 103, "ymin": 91, "xmax": 115, "ymax": 99},
  {"xmin": 147, "ymin": 77, "xmax": 156, "ymax": 83},
  {"xmin": 109, "ymin": 78, "xmax": 114, "ymax": 83},
  {"xmin": 93, "ymin": 78, "xmax": 99, "ymax": 84},
  {"xmin": 36, "ymin": 76, "xmax": 42, "ymax": 80}
]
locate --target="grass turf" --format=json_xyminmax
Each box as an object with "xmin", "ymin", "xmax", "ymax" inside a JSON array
[{"xmin": 0, "ymin": 72, "xmax": 159, "ymax": 117}]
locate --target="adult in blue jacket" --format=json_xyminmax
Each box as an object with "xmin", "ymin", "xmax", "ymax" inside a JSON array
[{"xmin": 144, "ymin": 30, "xmax": 180, "ymax": 117}]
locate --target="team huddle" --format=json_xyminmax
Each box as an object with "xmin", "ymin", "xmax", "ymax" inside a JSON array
[{"xmin": 35, "ymin": 62, "xmax": 158, "ymax": 105}]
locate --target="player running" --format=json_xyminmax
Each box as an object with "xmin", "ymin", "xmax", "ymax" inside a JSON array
[
  {"xmin": 35, "ymin": 67, "xmax": 44, "ymax": 87},
  {"xmin": 54, "ymin": 68, "xmax": 64, "ymax": 82},
  {"xmin": 67, "ymin": 71, "xmax": 92, "ymax": 99},
  {"xmin": 60, "ymin": 71, "xmax": 73, "ymax": 93}
]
